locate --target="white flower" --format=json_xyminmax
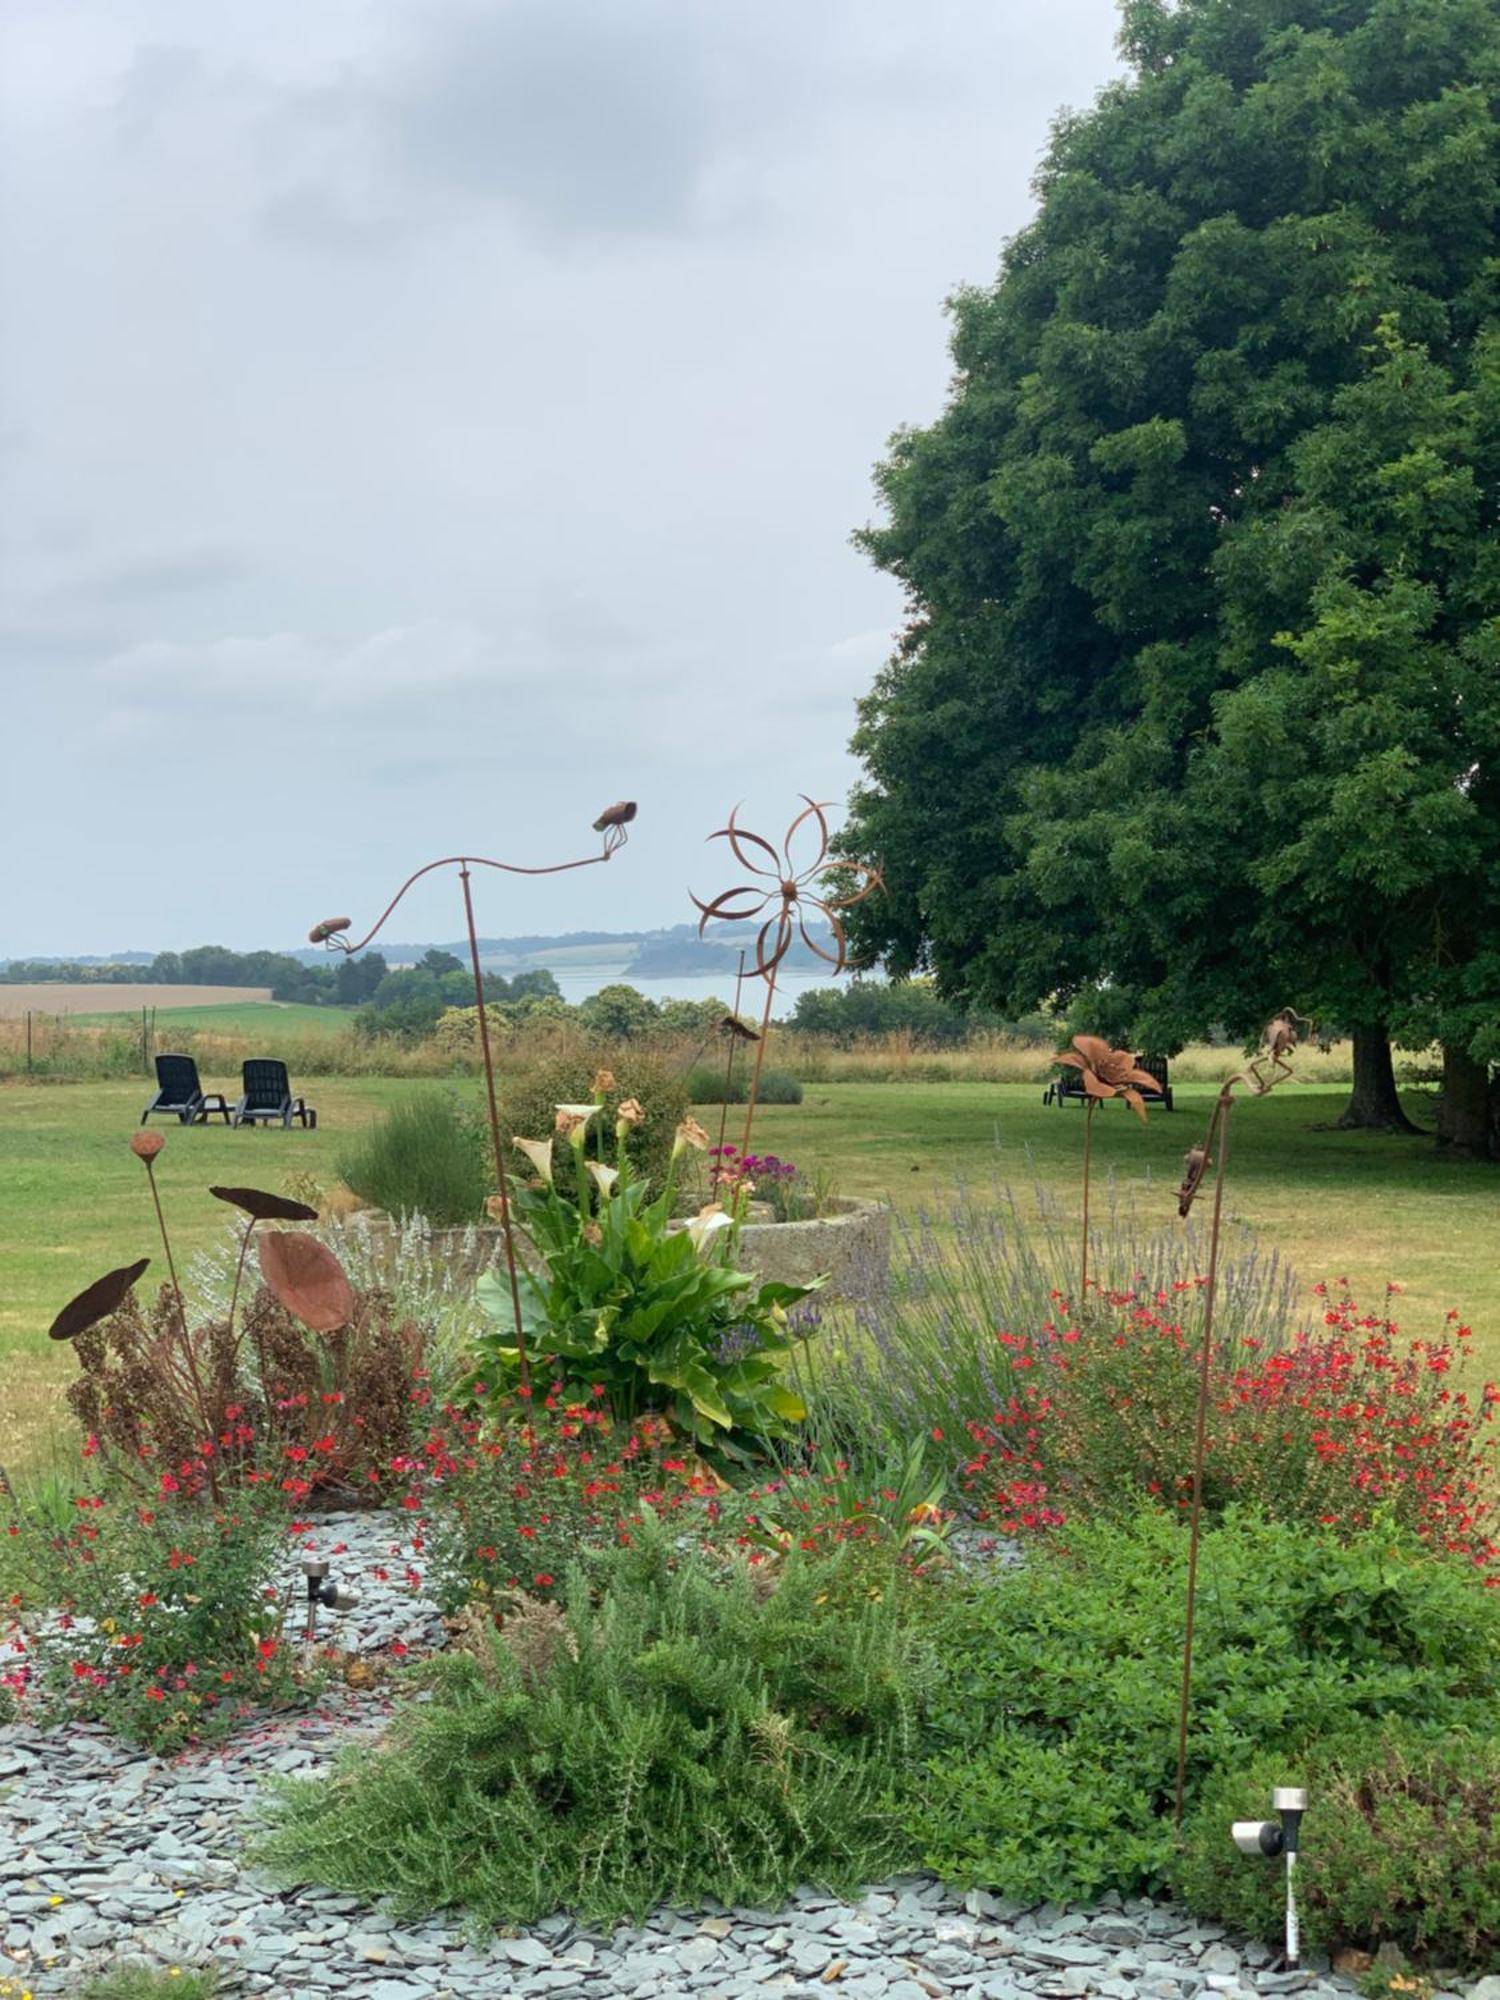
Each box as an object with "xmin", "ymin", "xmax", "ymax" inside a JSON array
[
  {"xmin": 684, "ymin": 1207, "xmax": 733, "ymax": 1252},
  {"xmin": 512, "ymin": 1137, "xmax": 554, "ymax": 1185}
]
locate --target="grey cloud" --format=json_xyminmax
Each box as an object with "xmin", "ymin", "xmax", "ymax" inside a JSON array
[
  {"xmin": 113, "ymin": 45, "xmax": 209, "ymax": 150},
  {"xmin": 383, "ymin": 1, "xmax": 727, "ymax": 239},
  {"xmin": 57, "ymin": 546, "xmax": 249, "ymax": 606}
]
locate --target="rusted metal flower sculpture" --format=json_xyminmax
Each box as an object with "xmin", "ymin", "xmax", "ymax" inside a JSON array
[
  {"xmin": 309, "ymin": 805, "xmax": 637, "ymax": 1386},
  {"xmin": 691, "ymin": 798, "xmax": 881, "ymax": 1157},
  {"xmin": 1172, "ymin": 1005, "xmax": 1319, "ymax": 1827},
  {"xmin": 125, "ymin": 1133, "xmax": 223, "ymax": 1498},
  {"xmin": 209, "ymin": 1185, "xmax": 320, "ymax": 1360},
  {"xmin": 1052, "ymin": 1037, "xmax": 1162, "ymax": 1303},
  {"xmin": 258, "ymin": 1231, "xmax": 356, "ymax": 1335},
  {"xmin": 48, "ymin": 1259, "xmax": 151, "ymax": 1342}
]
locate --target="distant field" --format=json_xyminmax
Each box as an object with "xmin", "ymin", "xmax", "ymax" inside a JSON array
[
  {"xmin": 0, "ymin": 983, "xmax": 271, "ymax": 1016},
  {"xmin": 72, "ymin": 1000, "xmax": 348, "ymax": 1038}
]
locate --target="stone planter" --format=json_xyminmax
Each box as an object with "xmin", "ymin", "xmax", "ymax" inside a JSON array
[{"xmin": 686, "ymin": 1197, "xmax": 891, "ymax": 1301}]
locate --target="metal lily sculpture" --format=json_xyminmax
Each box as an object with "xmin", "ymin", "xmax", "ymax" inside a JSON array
[
  {"xmin": 309, "ymin": 803, "xmax": 638, "ymax": 1386},
  {"xmin": 691, "ymin": 797, "xmax": 880, "ymax": 1160},
  {"xmin": 1052, "ymin": 1036, "xmax": 1162, "ymax": 1303},
  {"xmin": 1170, "ymin": 1007, "xmax": 1318, "ymax": 1826}
]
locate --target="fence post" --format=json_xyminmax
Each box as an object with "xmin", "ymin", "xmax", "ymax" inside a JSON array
[{"xmin": 26, "ymin": 1010, "xmax": 32, "ymax": 1073}]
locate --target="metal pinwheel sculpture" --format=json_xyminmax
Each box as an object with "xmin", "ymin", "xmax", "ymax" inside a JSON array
[
  {"xmin": 691, "ymin": 797, "xmax": 880, "ymax": 1156},
  {"xmin": 309, "ymin": 804, "xmax": 637, "ymax": 1386}
]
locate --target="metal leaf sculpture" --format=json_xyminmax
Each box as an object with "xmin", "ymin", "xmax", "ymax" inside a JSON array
[
  {"xmin": 258, "ymin": 1232, "xmax": 355, "ymax": 1334},
  {"xmin": 49, "ymin": 1259, "xmax": 150, "ymax": 1341},
  {"xmin": 209, "ymin": 1186, "xmax": 319, "ymax": 1223}
]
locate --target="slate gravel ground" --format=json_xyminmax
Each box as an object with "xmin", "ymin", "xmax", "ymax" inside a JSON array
[{"xmin": 0, "ymin": 1512, "xmax": 1484, "ymax": 2000}]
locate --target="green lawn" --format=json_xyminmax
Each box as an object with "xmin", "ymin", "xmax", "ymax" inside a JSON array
[
  {"xmin": 4, "ymin": 1075, "xmax": 1496, "ymax": 1474},
  {"xmin": 73, "ymin": 1000, "xmax": 350, "ymax": 1038}
]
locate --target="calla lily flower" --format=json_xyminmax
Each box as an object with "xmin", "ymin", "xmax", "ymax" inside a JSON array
[
  {"xmin": 513, "ymin": 1137, "xmax": 555, "ymax": 1185},
  {"xmin": 555, "ymin": 1102, "xmax": 600, "ymax": 1143},
  {"xmin": 684, "ymin": 1207, "xmax": 733, "ymax": 1251},
  {"xmin": 673, "ymin": 1116, "xmax": 712, "ymax": 1157},
  {"xmin": 587, "ymin": 1162, "xmax": 619, "ymax": 1197}
]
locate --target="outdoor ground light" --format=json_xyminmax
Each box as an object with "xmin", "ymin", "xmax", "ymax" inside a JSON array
[
  {"xmin": 1231, "ymin": 1785, "xmax": 1307, "ymax": 1969},
  {"xmin": 301, "ymin": 1553, "xmax": 360, "ymax": 1652}
]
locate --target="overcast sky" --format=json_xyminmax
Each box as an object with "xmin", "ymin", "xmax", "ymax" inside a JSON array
[{"xmin": 1, "ymin": 0, "xmax": 1123, "ymax": 957}]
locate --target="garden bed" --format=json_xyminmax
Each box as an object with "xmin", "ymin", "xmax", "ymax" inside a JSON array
[{"xmin": 0, "ymin": 1507, "xmax": 1367, "ymax": 2000}]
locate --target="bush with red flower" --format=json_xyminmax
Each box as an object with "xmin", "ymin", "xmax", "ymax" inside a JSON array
[
  {"xmin": 960, "ymin": 1282, "xmax": 1498, "ymax": 1574},
  {"xmin": 2, "ymin": 1454, "xmax": 304, "ymax": 1751}
]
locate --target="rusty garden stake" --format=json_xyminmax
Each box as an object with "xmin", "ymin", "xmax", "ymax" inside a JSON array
[
  {"xmin": 713, "ymin": 950, "xmax": 752, "ymax": 1164},
  {"xmin": 691, "ymin": 798, "xmax": 880, "ymax": 1165},
  {"xmin": 129, "ymin": 1132, "xmax": 222, "ymax": 1499},
  {"xmin": 1051, "ymin": 1038, "xmax": 1162, "ymax": 1304},
  {"xmin": 310, "ymin": 803, "xmax": 636, "ymax": 1387},
  {"xmin": 1172, "ymin": 1009, "xmax": 1315, "ymax": 1824}
]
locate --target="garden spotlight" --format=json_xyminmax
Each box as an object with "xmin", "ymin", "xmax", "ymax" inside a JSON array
[
  {"xmin": 301, "ymin": 1552, "xmax": 360, "ymax": 1652},
  {"xmin": 1230, "ymin": 1785, "xmax": 1307, "ymax": 1969}
]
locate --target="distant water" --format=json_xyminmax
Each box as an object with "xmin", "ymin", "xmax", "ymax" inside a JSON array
[{"xmin": 546, "ymin": 969, "xmax": 842, "ymax": 1020}]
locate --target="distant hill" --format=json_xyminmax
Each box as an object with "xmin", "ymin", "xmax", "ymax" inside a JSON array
[{"xmin": 5, "ymin": 921, "xmax": 844, "ymax": 982}]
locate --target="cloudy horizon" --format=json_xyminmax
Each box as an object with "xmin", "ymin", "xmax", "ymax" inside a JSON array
[{"xmin": 2, "ymin": 0, "xmax": 1124, "ymax": 959}]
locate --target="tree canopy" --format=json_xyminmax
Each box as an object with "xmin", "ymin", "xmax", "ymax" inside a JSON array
[{"xmin": 843, "ymin": 0, "xmax": 1500, "ymax": 1137}]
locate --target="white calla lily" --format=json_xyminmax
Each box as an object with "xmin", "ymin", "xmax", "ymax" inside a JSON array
[
  {"xmin": 555, "ymin": 1101, "xmax": 600, "ymax": 1145},
  {"xmin": 512, "ymin": 1137, "xmax": 554, "ymax": 1185},
  {"xmin": 684, "ymin": 1206, "xmax": 733, "ymax": 1252},
  {"xmin": 587, "ymin": 1162, "xmax": 619, "ymax": 1197}
]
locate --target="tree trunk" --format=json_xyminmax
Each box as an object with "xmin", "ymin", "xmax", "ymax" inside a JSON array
[
  {"xmin": 1436, "ymin": 1043, "xmax": 1497, "ymax": 1156},
  {"xmin": 1336, "ymin": 1025, "xmax": 1422, "ymax": 1133}
]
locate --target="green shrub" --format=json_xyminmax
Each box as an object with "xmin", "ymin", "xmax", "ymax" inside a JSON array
[
  {"xmin": 3, "ymin": 1470, "xmax": 300, "ymax": 1752},
  {"xmin": 255, "ymin": 1527, "xmax": 934, "ymax": 1924},
  {"xmin": 754, "ymin": 1069, "xmax": 803, "ymax": 1105},
  {"xmin": 902, "ymin": 1507, "xmax": 1500, "ymax": 1907},
  {"xmin": 337, "ymin": 1092, "xmax": 489, "ymax": 1225},
  {"xmin": 1175, "ymin": 1729, "xmax": 1500, "ymax": 1971},
  {"xmin": 958, "ymin": 1284, "xmax": 1497, "ymax": 1572},
  {"xmin": 686, "ymin": 1065, "xmax": 746, "ymax": 1103},
  {"xmin": 685, "ymin": 1067, "xmax": 801, "ymax": 1105},
  {"xmin": 499, "ymin": 1050, "xmax": 687, "ymax": 1194},
  {"xmin": 472, "ymin": 1128, "xmax": 818, "ymax": 1456}
]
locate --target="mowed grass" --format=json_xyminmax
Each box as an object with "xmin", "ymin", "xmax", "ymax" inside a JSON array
[
  {"xmin": 3, "ymin": 1075, "xmax": 1497, "ymax": 1474},
  {"xmin": 73, "ymin": 1000, "xmax": 350, "ymax": 1038}
]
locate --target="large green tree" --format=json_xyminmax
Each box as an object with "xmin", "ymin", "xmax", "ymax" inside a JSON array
[{"xmin": 844, "ymin": 0, "xmax": 1500, "ymax": 1143}]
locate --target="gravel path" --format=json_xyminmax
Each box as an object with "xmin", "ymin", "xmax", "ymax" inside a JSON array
[{"xmin": 0, "ymin": 1513, "xmax": 1478, "ymax": 2000}]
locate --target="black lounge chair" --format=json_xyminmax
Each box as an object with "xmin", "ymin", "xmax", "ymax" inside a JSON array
[
  {"xmin": 141, "ymin": 1053, "xmax": 231, "ymax": 1126},
  {"xmin": 232, "ymin": 1059, "xmax": 317, "ymax": 1130}
]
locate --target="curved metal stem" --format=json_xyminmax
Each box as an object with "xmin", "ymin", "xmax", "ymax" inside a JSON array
[{"xmin": 326, "ymin": 838, "xmax": 625, "ymax": 959}]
